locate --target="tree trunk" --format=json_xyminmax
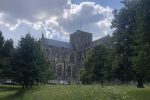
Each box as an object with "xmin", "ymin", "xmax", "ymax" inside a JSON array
[
  {"xmin": 137, "ymin": 79, "xmax": 144, "ymax": 88},
  {"xmin": 22, "ymin": 85, "xmax": 25, "ymax": 88},
  {"xmin": 101, "ymin": 80, "xmax": 104, "ymax": 88}
]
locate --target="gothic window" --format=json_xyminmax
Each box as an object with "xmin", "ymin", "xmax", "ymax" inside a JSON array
[
  {"xmin": 84, "ymin": 51, "xmax": 87, "ymax": 58},
  {"xmin": 67, "ymin": 66, "xmax": 71, "ymax": 77},
  {"xmin": 80, "ymin": 52, "xmax": 82, "ymax": 59},
  {"xmin": 57, "ymin": 65, "xmax": 62, "ymax": 77},
  {"xmin": 46, "ymin": 49, "xmax": 49, "ymax": 59},
  {"xmin": 70, "ymin": 54, "xmax": 74, "ymax": 62},
  {"xmin": 49, "ymin": 48, "xmax": 51, "ymax": 59},
  {"xmin": 77, "ymin": 52, "xmax": 81, "ymax": 60},
  {"xmin": 72, "ymin": 65, "xmax": 76, "ymax": 79}
]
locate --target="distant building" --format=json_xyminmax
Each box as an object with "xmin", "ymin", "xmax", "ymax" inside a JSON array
[{"xmin": 41, "ymin": 30, "xmax": 111, "ymax": 81}]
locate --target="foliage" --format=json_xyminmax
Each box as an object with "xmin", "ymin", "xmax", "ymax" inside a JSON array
[
  {"xmin": 0, "ymin": 31, "xmax": 14, "ymax": 78},
  {"xmin": 111, "ymin": 0, "xmax": 150, "ymax": 87},
  {"xmin": 0, "ymin": 31, "xmax": 4, "ymax": 49},
  {"xmin": 10, "ymin": 34, "xmax": 51, "ymax": 88},
  {"xmin": 111, "ymin": 0, "xmax": 136, "ymax": 83},
  {"xmin": 132, "ymin": 0, "xmax": 150, "ymax": 88},
  {"xmin": 80, "ymin": 45, "xmax": 110, "ymax": 86}
]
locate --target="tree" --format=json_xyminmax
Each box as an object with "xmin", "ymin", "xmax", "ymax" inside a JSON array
[
  {"xmin": 10, "ymin": 34, "xmax": 51, "ymax": 88},
  {"xmin": 2, "ymin": 39, "xmax": 14, "ymax": 57},
  {"xmin": 0, "ymin": 31, "xmax": 14, "ymax": 78},
  {"xmin": 80, "ymin": 45, "xmax": 109, "ymax": 87},
  {"xmin": 104, "ymin": 49, "xmax": 114, "ymax": 82},
  {"xmin": 132, "ymin": 0, "xmax": 150, "ymax": 88},
  {"xmin": 0, "ymin": 31, "xmax": 4, "ymax": 49},
  {"xmin": 1, "ymin": 39, "xmax": 14, "ymax": 78},
  {"xmin": 111, "ymin": 0, "xmax": 136, "ymax": 83},
  {"xmin": 33, "ymin": 40, "xmax": 53, "ymax": 83},
  {"xmin": 0, "ymin": 31, "xmax": 5, "ymax": 77},
  {"xmin": 112, "ymin": 0, "xmax": 150, "ymax": 87}
]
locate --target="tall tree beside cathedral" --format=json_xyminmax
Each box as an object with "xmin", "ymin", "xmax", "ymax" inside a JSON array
[
  {"xmin": 111, "ymin": 0, "xmax": 136, "ymax": 83},
  {"xmin": 0, "ymin": 31, "xmax": 5, "ymax": 77},
  {"xmin": 80, "ymin": 45, "xmax": 109, "ymax": 87},
  {"xmin": 0, "ymin": 31, "xmax": 4, "ymax": 49},
  {"xmin": 10, "ymin": 34, "xmax": 51, "ymax": 88},
  {"xmin": 34, "ymin": 40, "xmax": 53, "ymax": 83},
  {"xmin": 132, "ymin": 0, "xmax": 150, "ymax": 88},
  {"xmin": 112, "ymin": 0, "xmax": 150, "ymax": 87},
  {"xmin": 0, "ymin": 31, "xmax": 14, "ymax": 78}
]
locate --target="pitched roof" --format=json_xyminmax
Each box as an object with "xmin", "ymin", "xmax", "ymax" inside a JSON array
[
  {"xmin": 43, "ymin": 38, "xmax": 73, "ymax": 49},
  {"xmin": 92, "ymin": 35, "xmax": 112, "ymax": 47}
]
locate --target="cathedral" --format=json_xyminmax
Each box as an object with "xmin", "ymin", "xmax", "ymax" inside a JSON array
[{"xmin": 41, "ymin": 30, "xmax": 111, "ymax": 82}]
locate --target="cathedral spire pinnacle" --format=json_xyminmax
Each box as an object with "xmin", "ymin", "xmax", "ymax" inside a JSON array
[{"xmin": 79, "ymin": 23, "xmax": 82, "ymax": 31}]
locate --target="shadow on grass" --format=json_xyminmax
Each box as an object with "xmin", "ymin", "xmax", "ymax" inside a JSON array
[
  {"xmin": 0, "ymin": 85, "xmax": 30, "ymax": 100},
  {"xmin": 0, "ymin": 85, "xmax": 20, "ymax": 92}
]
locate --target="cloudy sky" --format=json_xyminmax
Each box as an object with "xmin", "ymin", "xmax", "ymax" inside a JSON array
[{"xmin": 0, "ymin": 0, "xmax": 122, "ymax": 44}]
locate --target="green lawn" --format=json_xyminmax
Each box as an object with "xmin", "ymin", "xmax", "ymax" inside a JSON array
[{"xmin": 0, "ymin": 85, "xmax": 150, "ymax": 100}]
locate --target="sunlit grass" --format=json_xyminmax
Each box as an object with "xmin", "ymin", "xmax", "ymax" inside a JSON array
[{"xmin": 0, "ymin": 85, "xmax": 150, "ymax": 100}]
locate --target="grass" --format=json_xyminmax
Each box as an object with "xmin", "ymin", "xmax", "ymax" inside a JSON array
[{"xmin": 0, "ymin": 85, "xmax": 150, "ymax": 100}]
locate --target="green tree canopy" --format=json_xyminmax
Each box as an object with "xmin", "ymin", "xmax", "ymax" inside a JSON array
[
  {"xmin": 111, "ymin": 0, "xmax": 136, "ymax": 83},
  {"xmin": 112, "ymin": 0, "xmax": 150, "ymax": 87},
  {"xmin": 80, "ymin": 45, "xmax": 109, "ymax": 87},
  {"xmin": 0, "ymin": 31, "xmax": 14, "ymax": 78},
  {"xmin": 132, "ymin": 0, "xmax": 150, "ymax": 88},
  {"xmin": 10, "ymin": 34, "xmax": 51, "ymax": 88}
]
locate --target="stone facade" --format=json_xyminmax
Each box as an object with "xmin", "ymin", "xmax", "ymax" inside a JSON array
[{"xmin": 41, "ymin": 30, "xmax": 111, "ymax": 81}]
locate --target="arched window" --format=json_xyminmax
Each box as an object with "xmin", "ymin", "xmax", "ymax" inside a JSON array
[
  {"xmin": 66, "ymin": 66, "xmax": 71, "ymax": 77},
  {"xmin": 57, "ymin": 65, "xmax": 62, "ymax": 77},
  {"xmin": 70, "ymin": 54, "xmax": 74, "ymax": 62}
]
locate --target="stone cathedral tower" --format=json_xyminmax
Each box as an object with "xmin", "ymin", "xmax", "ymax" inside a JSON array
[
  {"xmin": 70, "ymin": 30, "xmax": 92, "ymax": 51},
  {"xmin": 70, "ymin": 30, "xmax": 92, "ymax": 71}
]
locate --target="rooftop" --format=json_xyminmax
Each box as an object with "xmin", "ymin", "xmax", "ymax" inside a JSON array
[{"xmin": 43, "ymin": 38, "xmax": 73, "ymax": 49}]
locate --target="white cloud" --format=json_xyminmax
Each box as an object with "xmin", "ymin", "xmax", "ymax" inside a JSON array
[
  {"xmin": 57, "ymin": 2, "xmax": 113, "ymax": 40},
  {"xmin": 0, "ymin": 0, "xmax": 113, "ymax": 44}
]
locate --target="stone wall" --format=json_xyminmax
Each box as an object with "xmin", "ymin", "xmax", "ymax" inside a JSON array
[
  {"xmin": 70, "ymin": 30, "xmax": 92, "ymax": 51},
  {"xmin": 42, "ymin": 43, "xmax": 77, "ymax": 81},
  {"xmin": 92, "ymin": 35, "xmax": 112, "ymax": 48}
]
